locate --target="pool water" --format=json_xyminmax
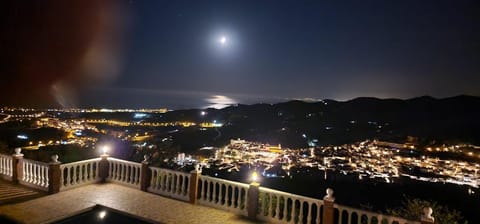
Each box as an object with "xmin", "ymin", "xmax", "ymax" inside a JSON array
[{"xmin": 52, "ymin": 205, "xmax": 158, "ymax": 224}]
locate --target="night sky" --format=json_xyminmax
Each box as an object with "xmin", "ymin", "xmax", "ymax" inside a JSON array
[{"xmin": 1, "ymin": 0, "xmax": 479, "ymax": 109}]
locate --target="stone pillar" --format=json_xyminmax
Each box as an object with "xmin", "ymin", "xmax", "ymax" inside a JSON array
[
  {"xmin": 421, "ymin": 207, "xmax": 435, "ymax": 224},
  {"xmin": 48, "ymin": 155, "xmax": 61, "ymax": 194},
  {"xmin": 322, "ymin": 188, "xmax": 335, "ymax": 224},
  {"xmin": 189, "ymin": 164, "xmax": 202, "ymax": 204},
  {"xmin": 12, "ymin": 148, "xmax": 24, "ymax": 183},
  {"xmin": 140, "ymin": 155, "xmax": 151, "ymax": 192},
  {"xmin": 247, "ymin": 182, "xmax": 260, "ymax": 220},
  {"xmin": 98, "ymin": 154, "xmax": 109, "ymax": 183}
]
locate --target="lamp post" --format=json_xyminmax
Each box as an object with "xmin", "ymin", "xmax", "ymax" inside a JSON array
[
  {"xmin": 247, "ymin": 171, "xmax": 260, "ymax": 220},
  {"xmin": 99, "ymin": 145, "xmax": 110, "ymax": 183}
]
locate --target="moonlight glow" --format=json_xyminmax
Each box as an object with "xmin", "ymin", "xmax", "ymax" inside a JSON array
[{"xmin": 219, "ymin": 36, "xmax": 227, "ymax": 45}]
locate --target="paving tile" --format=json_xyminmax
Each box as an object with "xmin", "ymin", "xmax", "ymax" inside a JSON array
[{"xmin": 0, "ymin": 183, "xmax": 255, "ymax": 224}]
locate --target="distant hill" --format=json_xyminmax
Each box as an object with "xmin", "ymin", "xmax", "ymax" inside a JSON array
[
  {"xmin": 73, "ymin": 95, "xmax": 480, "ymax": 150},
  {"xmin": 154, "ymin": 95, "xmax": 480, "ymax": 149}
]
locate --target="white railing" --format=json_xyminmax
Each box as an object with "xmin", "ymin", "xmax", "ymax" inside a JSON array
[
  {"xmin": 148, "ymin": 167, "xmax": 190, "ymax": 201},
  {"xmin": 198, "ymin": 175, "xmax": 249, "ymax": 216},
  {"xmin": 0, "ymin": 154, "xmax": 13, "ymax": 180},
  {"xmin": 334, "ymin": 204, "xmax": 420, "ymax": 224},
  {"xmin": 107, "ymin": 158, "xmax": 141, "ymax": 188},
  {"xmin": 60, "ymin": 158, "xmax": 101, "ymax": 191},
  {"xmin": 21, "ymin": 159, "xmax": 49, "ymax": 191},
  {"xmin": 258, "ymin": 187, "xmax": 324, "ymax": 224}
]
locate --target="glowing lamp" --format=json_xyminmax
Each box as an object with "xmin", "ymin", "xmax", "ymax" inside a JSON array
[
  {"xmin": 101, "ymin": 145, "xmax": 110, "ymax": 155},
  {"xmin": 251, "ymin": 171, "xmax": 258, "ymax": 183},
  {"xmin": 98, "ymin": 211, "xmax": 106, "ymax": 219}
]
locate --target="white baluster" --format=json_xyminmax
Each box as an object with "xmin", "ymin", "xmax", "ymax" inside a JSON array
[
  {"xmin": 199, "ymin": 179, "xmax": 205, "ymax": 199},
  {"xmin": 286, "ymin": 197, "xmax": 292, "ymax": 222},
  {"xmin": 117, "ymin": 162, "xmax": 120, "ymax": 180},
  {"xmin": 66, "ymin": 166, "xmax": 71, "ymax": 186},
  {"xmin": 44, "ymin": 166, "xmax": 48, "ymax": 187},
  {"xmin": 206, "ymin": 180, "xmax": 210, "ymax": 201},
  {"xmin": 299, "ymin": 200, "xmax": 304, "ymax": 222},
  {"xmin": 170, "ymin": 174, "xmax": 175, "ymax": 192},
  {"xmin": 149, "ymin": 169, "xmax": 155, "ymax": 189},
  {"xmin": 27, "ymin": 162, "xmax": 32, "ymax": 182},
  {"xmin": 234, "ymin": 186, "xmax": 240, "ymax": 208},
  {"xmin": 275, "ymin": 195, "xmax": 281, "ymax": 219},
  {"xmin": 270, "ymin": 194, "xmax": 275, "ymax": 218},
  {"xmin": 33, "ymin": 163, "xmax": 38, "ymax": 184},
  {"xmin": 178, "ymin": 174, "xmax": 184, "ymax": 195},
  {"xmin": 219, "ymin": 183, "xmax": 225, "ymax": 205},
  {"xmin": 127, "ymin": 165, "xmax": 131, "ymax": 184},
  {"xmin": 134, "ymin": 166, "xmax": 139, "ymax": 184},
  {"xmin": 135, "ymin": 166, "xmax": 139, "ymax": 185},
  {"xmin": 79, "ymin": 164, "xmax": 84, "ymax": 184},
  {"xmin": 113, "ymin": 162, "xmax": 117, "ymax": 180},
  {"xmin": 337, "ymin": 209, "xmax": 342, "ymax": 224},
  {"xmin": 114, "ymin": 162, "xmax": 118, "ymax": 180},
  {"xmin": 89, "ymin": 163, "xmax": 94, "ymax": 181},
  {"xmin": 306, "ymin": 202, "xmax": 312, "ymax": 224},
  {"xmin": 122, "ymin": 164, "xmax": 127, "ymax": 182},
  {"xmin": 22, "ymin": 162, "xmax": 27, "ymax": 182},
  {"xmin": 39, "ymin": 164, "xmax": 44, "ymax": 185},
  {"xmin": 159, "ymin": 171, "xmax": 164, "ymax": 190},
  {"xmin": 128, "ymin": 164, "xmax": 132, "ymax": 183},
  {"xmin": 213, "ymin": 181, "xmax": 219, "ymax": 204}
]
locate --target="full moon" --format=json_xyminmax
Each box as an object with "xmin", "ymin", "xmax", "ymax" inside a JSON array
[{"xmin": 219, "ymin": 36, "xmax": 227, "ymax": 45}]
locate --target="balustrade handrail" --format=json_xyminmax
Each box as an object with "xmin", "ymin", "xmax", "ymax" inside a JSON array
[
  {"xmin": 148, "ymin": 166, "xmax": 190, "ymax": 201},
  {"xmin": 108, "ymin": 157, "xmax": 141, "ymax": 166},
  {"xmin": 60, "ymin": 158, "xmax": 101, "ymax": 167},
  {"xmin": 199, "ymin": 175, "xmax": 250, "ymax": 188},
  {"xmin": 23, "ymin": 158, "xmax": 50, "ymax": 166},
  {"xmin": 0, "ymin": 154, "xmax": 13, "ymax": 179},
  {"xmin": 259, "ymin": 186, "xmax": 324, "ymax": 204},
  {"xmin": 258, "ymin": 186, "xmax": 325, "ymax": 223},
  {"xmin": 149, "ymin": 166, "xmax": 189, "ymax": 176},
  {"xmin": 60, "ymin": 158, "xmax": 101, "ymax": 191},
  {"xmin": 107, "ymin": 157, "xmax": 142, "ymax": 188},
  {"xmin": 197, "ymin": 175, "xmax": 250, "ymax": 216},
  {"xmin": 334, "ymin": 203, "xmax": 420, "ymax": 224}
]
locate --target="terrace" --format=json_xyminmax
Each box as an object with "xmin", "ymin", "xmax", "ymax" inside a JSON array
[{"xmin": 0, "ymin": 148, "xmax": 434, "ymax": 224}]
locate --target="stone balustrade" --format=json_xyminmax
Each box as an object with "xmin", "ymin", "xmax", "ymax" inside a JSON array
[
  {"xmin": 258, "ymin": 187, "xmax": 325, "ymax": 224},
  {"xmin": 107, "ymin": 158, "xmax": 142, "ymax": 188},
  {"xmin": 20, "ymin": 158, "xmax": 50, "ymax": 191},
  {"xmin": 197, "ymin": 175, "xmax": 249, "ymax": 216},
  {"xmin": 0, "ymin": 153, "xmax": 13, "ymax": 180},
  {"xmin": 0, "ymin": 150, "xmax": 435, "ymax": 224},
  {"xmin": 60, "ymin": 158, "xmax": 101, "ymax": 190},
  {"xmin": 335, "ymin": 204, "xmax": 417, "ymax": 224},
  {"xmin": 148, "ymin": 166, "xmax": 190, "ymax": 201}
]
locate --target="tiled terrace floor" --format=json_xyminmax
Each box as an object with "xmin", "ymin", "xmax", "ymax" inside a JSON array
[{"xmin": 0, "ymin": 183, "xmax": 257, "ymax": 224}]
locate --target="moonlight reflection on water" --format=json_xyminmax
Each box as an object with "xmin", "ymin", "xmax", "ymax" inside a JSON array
[{"xmin": 205, "ymin": 95, "xmax": 237, "ymax": 109}]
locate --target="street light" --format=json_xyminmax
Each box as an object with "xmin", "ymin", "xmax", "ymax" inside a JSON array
[
  {"xmin": 101, "ymin": 145, "xmax": 110, "ymax": 155},
  {"xmin": 251, "ymin": 171, "xmax": 259, "ymax": 184}
]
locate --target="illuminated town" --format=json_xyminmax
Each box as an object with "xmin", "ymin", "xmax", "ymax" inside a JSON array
[
  {"xmin": 3, "ymin": 107, "xmax": 479, "ymax": 191},
  {"xmin": 206, "ymin": 139, "xmax": 480, "ymax": 190}
]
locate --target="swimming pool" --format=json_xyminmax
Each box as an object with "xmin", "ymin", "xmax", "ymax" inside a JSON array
[{"xmin": 52, "ymin": 205, "xmax": 159, "ymax": 224}]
